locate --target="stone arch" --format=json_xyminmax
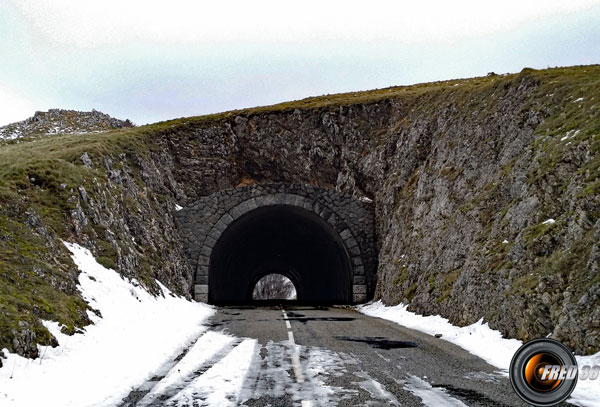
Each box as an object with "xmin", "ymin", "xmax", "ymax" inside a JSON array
[
  {"xmin": 205, "ymin": 199, "xmax": 357, "ymax": 303},
  {"xmin": 174, "ymin": 183, "xmax": 376, "ymax": 304}
]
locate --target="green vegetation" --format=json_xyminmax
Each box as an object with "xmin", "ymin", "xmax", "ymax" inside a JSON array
[
  {"xmin": 526, "ymin": 67, "xmax": 600, "ymax": 190},
  {"xmin": 523, "ymin": 220, "xmax": 557, "ymax": 241},
  {"xmin": 438, "ymin": 269, "xmax": 461, "ymax": 303},
  {"xmin": 427, "ymin": 275, "xmax": 436, "ymax": 293},
  {"xmin": 0, "ymin": 128, "xmax": 154, "ymax": 353},
  {"xmin": 513, "ymin": 228, "xmax": 597, "ymax": 296},
  {"xmin": 0, "ymin": 213, "xmax": 90, "ymax": 355},
  {"xmin": 0, "ymin": 64, "xmax": 598, "ymax": 357},
  {"xmin": 439, "ymin": 166, "xmax": 462, "ymax": 181},
  {"xmin": 406, "ymin": 283, "xmax": 418, "ymax": 302},
  {"xmin": 488, "ymin": 240, "xmax": 514, "ymax": 273},
  {"xmin": 393, "ymin": 265, "xmax": 409, "ymax": 287}
]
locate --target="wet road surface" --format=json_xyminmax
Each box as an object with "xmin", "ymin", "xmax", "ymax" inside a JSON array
[{"xmin": 120, "ymin": 305, "xmax": 573, "ymax": 406}]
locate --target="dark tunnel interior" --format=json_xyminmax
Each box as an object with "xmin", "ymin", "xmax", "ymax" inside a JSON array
[{"xmin": 208, "ymin": 205, "xmax": 352, "ymax": 304}]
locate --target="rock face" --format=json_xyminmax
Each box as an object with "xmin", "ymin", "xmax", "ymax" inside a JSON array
[
  {"xmin": 0, "ymin": 109, "xmax": 134, "ymax": 140},
  {"xmin": 150, "ymin": 68, "xmax": 598, "ymax": 354},
  {"xmin": 0, "ymin": 66, "xmax": 598, "ymax": 357}
]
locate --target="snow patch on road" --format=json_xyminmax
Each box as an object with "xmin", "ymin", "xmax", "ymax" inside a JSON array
[
  {"xmin": 239, "ymin": 342, "xmax": 359, "ymax": 406},
  {"xmin": 403, "ymin": 375, "xmax": 468, "ymax": 407},
  {"xmin": 0, "ymin": 242, "xmax": 214, "ymax": 407},
  {"xmin": 168, "ymin": 338, "xmax": 258, "ymax": 406},
  {"xmin": 138, "ymin": 331, "xmax": 236, "ymax": 406},
  {"xmin": 353, "ymin": 370, "xmax": 400, "ymax": 406},
  {"xmin": 302, "ymin": 347, "xmax": 358, "ymax": 403}
]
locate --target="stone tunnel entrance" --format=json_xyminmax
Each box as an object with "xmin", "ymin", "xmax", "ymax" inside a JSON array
[
  {"xmin": 175, "ymin": 183, "xmax": 377, "ymax": 305},
  {"xmin": 209, "ymin": 205, "xmax": 352, "ymax": 304}
]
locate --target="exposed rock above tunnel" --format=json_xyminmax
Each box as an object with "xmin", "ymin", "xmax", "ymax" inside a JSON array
[{"xmin": 0, "ymin": 66, "xmax": 598, "ymax": 356}]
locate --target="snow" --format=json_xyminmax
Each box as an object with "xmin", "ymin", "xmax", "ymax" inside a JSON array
[
  {"xmin": 359, "ymin": 301, "xmax": 600, "ymax": 407},
  {"xmin": 561, "ymin": 129, "xmax": 581, "ymax": 141},
  {"xmin": 542, "ymin": 218, "xmax": 556, "ymax": 225},
  {"xmin": 570, "ymin": 351, "xmax": 600, "ymax": 407},
  {"xmin": 236, "ymin": 341, "xmax": 361, "ymax": 405},
  {"xmin": 0, "ymin": 242, "xmax": 214, "ymax": 407},
  {"xmin": 502, "ymin": 239, "xmax": 509, "ymax": 244},
  {"xmin": 359, "ymin": 301, "xmax": 521, "ymax": 370},
  {"xmin": 574, "ymin": 97, "xmax": 585, "ymax": 102},
  {"xmin": 137, "ymin": 331, "xmax": 237, "ymax": 406},
  {"xmin": 174, "ymin": 204, "xmax": 183, "ymax": 211},
  {"xmin": 167, "ymin": 338, "xmax": 258, "ymax": 406},
  {"xmin": 403, "ymin": 375, "xmax": 467, "ymax": 406},
  {"xmin": 353, "ymin": 370, "xmax": 400, "ymax": 405}
]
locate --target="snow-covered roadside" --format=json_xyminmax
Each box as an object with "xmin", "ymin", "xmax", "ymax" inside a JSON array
[
  {"xmin": 0, "ymin": 242, "xmax": 215, "ymax": 407},
  {"xmin": 572, "ymin": 351, "xmax": 600, "ymax": 407},
  {"xmin": 358, "ymin": 301, "xmax": 600, "ymax": 407},
  {"xmin": 358, "ymin": 301, "xmax": 521, "ymax": 370}
]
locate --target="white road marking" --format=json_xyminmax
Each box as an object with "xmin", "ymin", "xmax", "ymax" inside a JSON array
[
  {"xmin": 282, "ymin": 309, "xmax": 291, "ymax": 328},
  {"xmin": 282, "ymin": 308, "xmax": 305, "ymax": 384},
  {"xmin": 291, "ymin": 345, "xmax": 305, "ymax": 383}
]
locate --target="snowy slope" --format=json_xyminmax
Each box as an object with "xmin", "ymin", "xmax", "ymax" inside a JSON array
[{"xmin": 0, "ymin": 242, "xmax": 214, "ymax": 407}]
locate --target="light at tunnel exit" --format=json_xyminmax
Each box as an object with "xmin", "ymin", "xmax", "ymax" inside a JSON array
[{"xmin": 252, "ymin": 273, "xmax": 297, "ymax": 300}]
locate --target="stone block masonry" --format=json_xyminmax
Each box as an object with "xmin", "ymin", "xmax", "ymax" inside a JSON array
[{"xmin": 175, "ymin": 183, "xmax": 377, "ymax": 303}]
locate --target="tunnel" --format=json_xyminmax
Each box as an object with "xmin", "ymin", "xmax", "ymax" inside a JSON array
[{"xmin": 208, "ymin": 205, "xmax": 353, "ymax": 304}]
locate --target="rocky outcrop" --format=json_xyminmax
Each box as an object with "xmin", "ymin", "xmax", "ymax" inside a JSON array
[
  {"xmin": 1, "ymin": 66, "xmax": 598, "ymax": 357},
  {"xmin": 0, "ymin": 109, "xmax": 134, "ymax": 141}
]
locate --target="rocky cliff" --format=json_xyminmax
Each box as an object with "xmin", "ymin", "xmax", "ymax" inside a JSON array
[{"xmin": 0, "ymin": 65, "xmax": 598, "ymax": 359}]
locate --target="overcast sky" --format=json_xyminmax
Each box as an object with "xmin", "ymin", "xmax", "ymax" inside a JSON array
[{"xmin": 1, "ymin": 0, "xmax": 599, "ymax": 126}]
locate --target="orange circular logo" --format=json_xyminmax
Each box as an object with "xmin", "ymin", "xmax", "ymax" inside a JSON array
[{"xmin": 523, "ymin": 352, "xmax": 563, "ymax": 392}]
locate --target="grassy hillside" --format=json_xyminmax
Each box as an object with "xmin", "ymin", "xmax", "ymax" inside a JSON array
[{"xmin": 0, "ymin": 65, "xmax": 598, "ymax": 357}]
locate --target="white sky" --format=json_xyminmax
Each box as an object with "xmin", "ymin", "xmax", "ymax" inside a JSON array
[{"xmin": 1, "ymin": 0, "xmax": 599, "ymax": 125}]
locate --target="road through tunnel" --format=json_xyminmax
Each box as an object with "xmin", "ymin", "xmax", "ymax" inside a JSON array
[
  {"xmin": 175, "ymin": 184, "xmax": 377, "ymax": 305},
  {"xmin": 209, "ymin": 205, "xmax": 351, "ymax": 304}
]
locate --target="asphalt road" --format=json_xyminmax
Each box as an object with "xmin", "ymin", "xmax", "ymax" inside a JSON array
[
  {"xmin": 212, "ymin": 305, "xmax": 525, "ymax": 406},
  {"xmin": 121, "ymin": 305, "xmax": 575, "ymax": 406}
]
